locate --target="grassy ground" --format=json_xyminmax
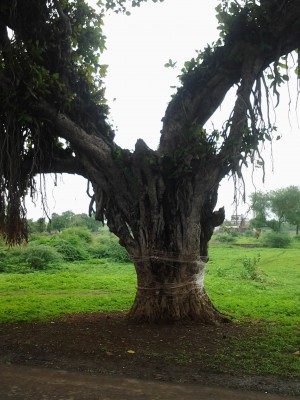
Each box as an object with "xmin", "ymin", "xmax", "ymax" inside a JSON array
[
  {"xmin": 205, "ymin": 242, "xmax": 300, "ymax": 377},
  {"xmin": 0, "ymin": 237, "xmax": 299, "ymax": 378},
  {"xmin": 0, "ymin": 259, "xmax": 136, "ymax": 321}
]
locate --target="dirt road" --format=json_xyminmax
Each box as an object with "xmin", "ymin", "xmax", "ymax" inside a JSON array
[{"xmin": 0, "ymin": 364, "xmax": 298, "ymax": 400}]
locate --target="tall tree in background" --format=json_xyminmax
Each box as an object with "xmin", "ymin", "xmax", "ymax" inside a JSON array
[
  {"xmin": 270, "ymin": 186, "xmax": 300, "ymax": 234},
  {"xmin": 250, "ymin": 186, "xmax": 300, "ymax": 234},
  {"xmin": 0, "ymin": 0, "xmax": 300, "ymax": 322},
  {"xmin": 249, "ymin": 191, "xmax": 270, "ymax": 229}
]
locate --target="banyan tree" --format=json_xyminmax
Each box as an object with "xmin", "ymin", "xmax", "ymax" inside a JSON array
[{"xmin": 0, "ymin": 0, "xmax": 299, "ymax": 322}]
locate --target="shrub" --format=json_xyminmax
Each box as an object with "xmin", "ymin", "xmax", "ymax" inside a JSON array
[
  {"xmin": 21, "ymin": 244, "xmax": 63, "ymax": 270},
  {"xmin": 51, "ymin": 239, "xmax": 88, "ymax": 261},
  {"xmin": 240, "ymin": 254, "xmax": 265, "ymax": 282},
  {"xmin": 260, "ymin": 232, "xmax": 291, "ymax": 248},
  {"xmin": 215, "ymin": 232, "xmax": 236, "ymax": 243},
  {"xmin": 61, "ymin": 227, "xmax": 93, "ymax": 244},
  {"xmin": 28, "ymin": 232, "xmax": 51, "ymax": 245},
  {"xmin": 91, "ymin": 234, "xmax": 131, "ymax": 262},
  {"xmin": 105, "ymin": 240, "xmax": 131, "ymax": 262},
  {"xmin": 0, "ymin": 244, "xmax": 63, "ymax": 272}
]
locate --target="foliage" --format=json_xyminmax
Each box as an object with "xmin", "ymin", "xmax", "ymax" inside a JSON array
[
  {"xmin": 49, "ymin": 211, "xmax": 75, "ymax": 231},
  {"xmin": 69, "ymin": 213, "xmax": 102, "ymax": 232},
  {"xmin": 250, "ymin": 187, "xmax": 300, "ymax": 233},
  {"xmin": 90, "ymin": 233, "xmax": 131, "ymax": 262},
  {"xmin": 0, "ymin": 244, "xmax": 63, "ymax": 273},
  {"xmin": 48, "ymin": 211, "xmax": 101, "ymax": 232},
  {"xmin": 61, "ymin": 227, "xmax": 93, "ymax": 244},
  {"xmin": 260, "ymin": 231, "xmax": 291, "ymax": 248},
  {"xmin": 27, "ymin": 218, "xmax": 47, "ymax": 233},
  {"xmin": 215, "ymin": 232, "xmax": 236, "ymax": 243},
  {"xmin": 20, "ymin": 245, "xmax": 64, "ymax": 271},
  {"xmin": 102, "ymin": 0, "xmax": 164, "ymax": 14},
  {"xmin": 249, "ymin": 191, "xmax": 270, "ymax": 228},
  {"xmin": 270, "ymin": 186, "xmax": 300, "ymax": 235},
  {"xmin": 0, "ymin": 0, "xmax": 163, "ymax": 245},
  {"xmin": 52, "ymin": 239, "xmax": 88, "ymax": 261},
  {"xmin": 240, "ymin": 254, "xmax": 265, "ymax": 282},
  {"xmin": 0, "ymin": 226, "xmax": 131, "ymax": 265},
  {"xmin": 29, "ymin": 226, "xmax": 92, "ymax": 261}
]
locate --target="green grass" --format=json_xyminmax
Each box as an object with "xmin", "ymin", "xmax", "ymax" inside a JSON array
[
  {"xmin": 0, "ymin": 240, "xmax": 299, "ymax": 324},
  {"xmin": 206, "ymin": 244, "xmax": 300, "ymax": 322},
  {"xmin": 0, "ymin": 259, "xmax": 136, "ymax": 321},
  {"xmin": 203, "ymin": 242, "xmax": 300, "ymax": 378}
]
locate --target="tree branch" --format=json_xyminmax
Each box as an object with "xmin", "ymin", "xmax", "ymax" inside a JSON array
[
  {"xmin": 22, "ymin": 150, "xmax": 88, "ymax": 178},
  {"xmin": 159, "ymin": 0, "xmax": 300, "ymax": 155},
  {"xmin": 217, "ymin": 49, "xmax": 265, "ymax": 171},
  {"xmin": 31, "ymin": 100, "xmax": 115, "ymax": 172}
]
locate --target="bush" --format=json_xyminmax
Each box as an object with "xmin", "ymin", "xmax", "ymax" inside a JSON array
[
  {"xmin": 91, "ymin": 234, "xmax": 131, "ymax": 262},
  {"xmin": 21, "ymin": 244, "xmax": 63, "ymax": 270},
  {"xmin": 105, "ymin": 240, "xmax": 131, "ymax": 262},
  {"xmin": 240, "ymin": 254, "xmax": 265, "ymax": 282},
  {"xmin": 39, "ymin": 227, "xmax": 92, "ymax": 261},
  {"xmin": 61, "ymin": 227, "xmax": 93, "ymax": 244},
  {"xmin": 215, "ymin": 232, "xmax": 236, "ymax": 243},
  {"xmin": 51, "ymin": 239, "xmax": 88, "ymax": 261},
  {"xmin": 260, "ymin": 232, "xmax": 291, "ymax": 248},
  {"xmin": 0, "ymin": 244, "xmax": 63, "ymax": 272}
]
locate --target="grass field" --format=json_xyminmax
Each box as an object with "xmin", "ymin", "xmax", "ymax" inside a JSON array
[
  {"xmin": 0, "ymin": 259, "xmax": 136, "ymax": 321},
  {"xmin": 0, "ymin": 235, "xmax": 299, "ymax": 378}
]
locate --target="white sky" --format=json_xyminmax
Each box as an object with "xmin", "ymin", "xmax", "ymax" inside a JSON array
[{"xmin": 26, "ymin": 0, "xmax": 300, "ymax": 220}]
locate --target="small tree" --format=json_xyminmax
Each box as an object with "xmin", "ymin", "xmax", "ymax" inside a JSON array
[
  {"xmin": 270, "ymin": 187, "xmax": 300, "ymax": 235},
  {"xmin": 49, "ymin": 211, "xmax": 75, "ymax": 231},
  {"xmin": 250, "ymin": 186, "xmax": 300, "ymax": 234},
  {"xmin": 70, "ymin": 213, "xmax": 101, "ymax": 232},
  {"xmin": 249, "ymin": 191, "xmax": 270, "ymax": 229},
  {"xmin": 36, "ymin": 217, "xmax": 47, "ymax": 233}
]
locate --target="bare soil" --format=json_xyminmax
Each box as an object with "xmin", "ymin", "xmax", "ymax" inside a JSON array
[{"xmin": 0, "ymin": 312, "xmax": 299, "ymax": 396}]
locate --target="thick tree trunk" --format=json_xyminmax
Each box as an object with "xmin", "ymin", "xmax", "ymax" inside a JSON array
[
  {"xmin": 128, "ymin": 254, "xmax": 228, "ymax": 323},
  {"xmin": 93, "ymin": 143, "xmax": 227, "ymax": 324}
]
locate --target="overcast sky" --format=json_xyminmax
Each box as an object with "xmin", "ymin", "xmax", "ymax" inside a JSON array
[{"xmin": 26, "ymin": 0, "xmax": 300, "ymax": 220}]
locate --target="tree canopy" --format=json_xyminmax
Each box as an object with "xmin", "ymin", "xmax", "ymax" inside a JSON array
[
  {"xmin": 0, "ymin": 0, "xmax": 298, "ymax": 245},
  {"xmin": 250, "ymin": 186, "xmax": 300, "ymax": 234}
]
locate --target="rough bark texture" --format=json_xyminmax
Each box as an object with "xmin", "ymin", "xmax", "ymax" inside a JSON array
[
  {"xmin": 97, "ymin": 142, "xmax": 227, "ymax": 322},
  {"xmin": 128, "ymin": 256, "xmax": 227, "ymax": 323}
]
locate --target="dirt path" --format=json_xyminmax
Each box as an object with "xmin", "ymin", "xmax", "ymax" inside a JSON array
[
  {"xmin": 1, "ymin": 312, "xmax": 299, "ymax": 397},
  {"xmin": 1, "ymin": 364, "xmax": 298, "ymax": 400}
]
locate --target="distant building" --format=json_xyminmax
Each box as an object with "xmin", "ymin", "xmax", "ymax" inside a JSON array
[
  {"xmin": 229, "ymin": 214, "xmax": 248, "ymax": 231},
  {"xmin": 231, "ymin": 214, "xmax": 244, "ymax": 225}
]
